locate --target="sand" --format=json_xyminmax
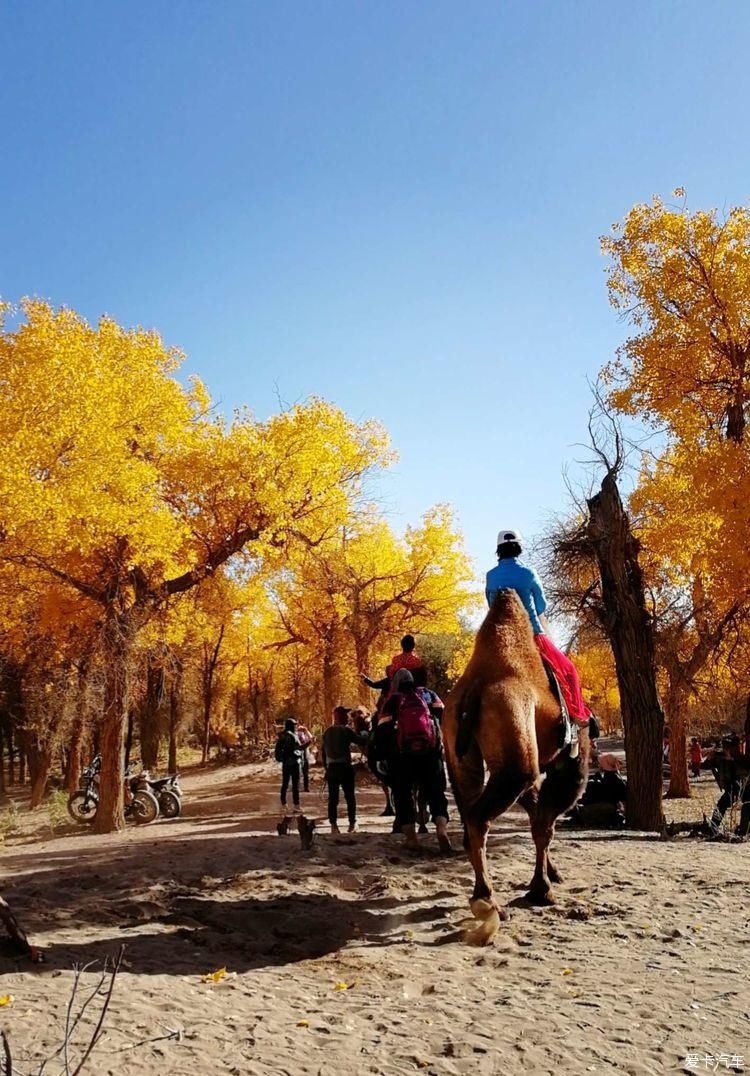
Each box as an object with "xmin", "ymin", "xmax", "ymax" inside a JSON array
[{"xmin": 0, "ymin": 757, "xmax": 748, "ymax": 1075}]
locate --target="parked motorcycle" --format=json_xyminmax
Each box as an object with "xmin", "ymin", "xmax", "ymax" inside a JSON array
[
  {"xmin": 146, "ymin": 774, "xmax": 182, "ymax": 818},
  {"xmin": 67, "ymin": 757, "xmax": 159, "ymax": 825},
  {"xmin": 67, "ymin": 755, "xmax": 101, "ymax": 823}
]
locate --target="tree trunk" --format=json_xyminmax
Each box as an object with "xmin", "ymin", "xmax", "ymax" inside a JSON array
[
  {"xmin": 124, "ymin": 706, "xmax": 135, "ymax": 772},
  {"xmin": 353, "ymin": 636, "xmax": 371, "ymax": 706},
  {"xmin": 29, "ymin": 747, "xmax": 51, "ymax": 809},
  {"xmin": 1, "ymin": 663, "xmax": 23, "ymax": 787},
  {"xmin": 200, "ymin": 629, "xmax": 224, "ymax": 765},
  {"xmin": 665, "ymin": 679, "xmax": 691, "ymax": 798},
  {"xmin": 139, "ymin": 657, "xmax": 164, "ymax": 771},
  {"xmin": 322, "ymin": 639, "xmax": 340, "ymax": 721},
  {"xmin": 93, "ymin": 608, "xmax": 133, "ymax": 834},
  {"xmin": 168, "ymin": 677, "xmax": 181, "ymax": 774},
  {"xmin": 64, "ymin": 714, "xmax": 84, "ymax": 793},
  {"xmin": 18, "ymin": 747, "xmax": 25, "ymax": 786},
  {"xmin": 587, "ymin": 470, "xmax": 665, "ymax": 831},
  {"xmin": 201, "ymin": 684, "xmax": 212, "ymax": 765},
  {"xmin": 0, "ymin": 724, "xmax": 5, "ymax": 799},
  {"xmin": 6, "ymin": 722, "xmax": 14, "ymax": 786}
]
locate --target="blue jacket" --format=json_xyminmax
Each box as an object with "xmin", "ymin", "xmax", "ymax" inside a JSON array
[{"xmin": 485, "ymin": 558, "xmax": 547, "ymax": 635}]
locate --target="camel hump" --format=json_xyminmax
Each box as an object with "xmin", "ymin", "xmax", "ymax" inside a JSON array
[{"xmin": 472, "ymin": 589, "xmax": 539, "ymax": 670}]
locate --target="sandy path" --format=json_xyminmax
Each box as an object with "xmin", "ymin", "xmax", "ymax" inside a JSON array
[{"xmin": 1, "ymin": 761, "xmax": 748, "ymax": 1075}]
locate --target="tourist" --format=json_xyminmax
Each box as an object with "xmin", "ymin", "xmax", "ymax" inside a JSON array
[
  {"xmin": 321, "ymin": 706, "xmax": 368, "ymax": 834},
  {"xmin": 689, "ymin": 737, "xmax": 703, "ymax": 778},
  {"xmin": 485, "ymin": 529, "xmax": 591, "ymax": 728},
  {"xmin": 296, "ymin": 722, "xmax": 314, "ymax": 792},
  {"xmin": 274, "ymin": 717, "xmax": 304, "ymax": 813},
  {"xmin": 381, "ymin": 670, "xmax": 451, "ymax": 852}
]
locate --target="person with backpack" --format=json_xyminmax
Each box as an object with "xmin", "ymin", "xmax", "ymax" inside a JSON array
[
  {"xmin": 322, "ymin": 706, "xmax": 369, "ymax": 833},
  {"xmin": 382, "ymin": 669, "xmax": 451, "ymax": 853},
  {"xmin": 274, "ymin": 717, "xmax": 304, "ymax": 813},
  {"xmin": 296, "ymin": 722, "xmax": 314, "ymax": 792}
]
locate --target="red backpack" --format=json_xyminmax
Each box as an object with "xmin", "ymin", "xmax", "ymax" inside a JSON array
[{"xmin": 396, "ymin": 691, "xmax": 436, "ymax": 754}]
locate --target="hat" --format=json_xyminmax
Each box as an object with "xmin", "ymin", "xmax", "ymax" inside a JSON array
[{"xmin": 497, "ymin": 529, "xmax": 522, "ymax": 547}]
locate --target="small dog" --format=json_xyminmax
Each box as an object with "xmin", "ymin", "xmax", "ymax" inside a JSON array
[{"xmin": 296, "ymin": 814, "xmax": 316, "ymax": 850}]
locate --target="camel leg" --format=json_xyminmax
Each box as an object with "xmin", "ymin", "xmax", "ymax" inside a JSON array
[
  {"xmin": 462, "ymin": 764, "xmax": 538, "ymax": 944},
  {"xmin": 524, "ymin": 751, "xmax": 588, "ymax": 905},
  {"xmin": 520, "ymin": 786, "xmax": 560, "ymax": 891},
  {"xmin": 446, "ymin": 741, "xmax": 503, "ymax": 944}
]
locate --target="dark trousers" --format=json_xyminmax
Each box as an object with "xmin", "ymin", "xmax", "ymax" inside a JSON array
[
  {"xmin": 280, "ymin": 763, "xmax": 300, "ymax": 808},
  {"xmin": 327, "ymin": 762, "xmax": 356, "ymax": 825},
  {"xmin": 302, "ymin": 752, "xmax": 310, "ymax": 792},
  {"xmin": 392, "ymin": 752, "xmax": 449, "ymax": 827}
]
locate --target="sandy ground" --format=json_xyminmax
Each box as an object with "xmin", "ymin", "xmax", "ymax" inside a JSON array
[{"xmin": 0, "ymin": 754, "xmax": 748, "ymax": 1076}]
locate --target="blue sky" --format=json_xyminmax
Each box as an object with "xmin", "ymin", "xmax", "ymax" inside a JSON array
[{"xmin": 4, "ymin": 1, "xmax": 750, "ymax": 584}]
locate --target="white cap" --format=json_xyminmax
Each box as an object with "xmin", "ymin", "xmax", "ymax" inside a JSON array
[{"xmin": 496, "ymin": 529, "xmax": 522, "ymax": 548}]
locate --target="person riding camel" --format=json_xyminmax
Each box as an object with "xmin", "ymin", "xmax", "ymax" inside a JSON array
[
  {"xmin": 362, "ymin": 634, "xmax": 424, "ymax": 703},
  {"xmin": 486, "ymin": 528, "xmax": 591, "ymax": 728}
]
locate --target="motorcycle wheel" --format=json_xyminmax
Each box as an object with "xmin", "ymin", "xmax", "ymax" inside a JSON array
[
  {"xmin": 159, "ymin": 790, "xmax": 182, "ymax": 819},
  {"xmin": 68, "ymin": 791, "xmax": 98, "ymax": 823},
  {"xmin": 130, "ymin": 790, "xmax": 160, "ymax": 825}
]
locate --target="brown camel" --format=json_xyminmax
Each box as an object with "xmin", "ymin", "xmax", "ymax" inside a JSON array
[{"xmin": 442, "ymin": 589, "xmax": 589, "ymax": 945}]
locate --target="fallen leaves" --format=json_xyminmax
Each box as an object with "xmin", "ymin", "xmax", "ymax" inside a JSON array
[
  {"xmin": 201, "ymin": 968, "xmax": 227, "ymax": 984},
  {"xmin": 0, "ymin": 995, "xmax": 14, "ymax": 1007}
]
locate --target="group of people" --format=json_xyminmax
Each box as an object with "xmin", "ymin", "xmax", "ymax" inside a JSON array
[
  {"xmin": 273, "ymin": 527, "xmax": 597, "ymax": 849},
  {"xmin": 696, "ymin": 735, "xmax": 750, "ymax": 834},
  {"xmin": 274, "ymin": 634, "xmax": 452, "ymax": 850},
  {"xmin": 273, "ymin": 526, "xmax": 750, "ymax": 844}
]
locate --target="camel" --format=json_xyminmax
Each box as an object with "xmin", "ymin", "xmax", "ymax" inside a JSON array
[{"xmin": 442, "ymin": 589, "xmax": 589, "ymax": 945}]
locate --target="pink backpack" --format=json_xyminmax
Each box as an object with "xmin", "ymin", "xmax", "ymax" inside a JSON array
[{"xmin": 396, "ymin": 692, "xmax": 436, "ymax": 754}]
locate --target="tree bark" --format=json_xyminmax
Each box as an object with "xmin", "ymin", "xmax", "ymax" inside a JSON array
[{"xmin": 586, "ymin": 470, "xmax": 665, "ymax": 831}]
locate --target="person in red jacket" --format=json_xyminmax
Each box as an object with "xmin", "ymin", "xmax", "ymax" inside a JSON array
[
  {"xmin": 362, "ymin": 635, "xmax": 424, "ymax": 703},
  {"xmin": 689, "ymin": 737, "xmax": 703, "ymax": 778},
  {"xmin": 387, "ymin": 634, "xmax": 423, "ymax": 677}
]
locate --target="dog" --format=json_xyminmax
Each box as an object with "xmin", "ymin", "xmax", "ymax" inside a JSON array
[{"xmin": 296, "ymin": 814, "xmax": 316, "ymax": 850}]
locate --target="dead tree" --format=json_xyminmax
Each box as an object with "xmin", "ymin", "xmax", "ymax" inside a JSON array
[{"xmin": 548, "ymin": 408, "xmax": 666, "ymax": 831}]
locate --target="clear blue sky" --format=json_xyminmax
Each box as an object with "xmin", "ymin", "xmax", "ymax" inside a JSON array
[{"xmin": 4, "ymin": 2, "xmax": 750, "ymax": 584}]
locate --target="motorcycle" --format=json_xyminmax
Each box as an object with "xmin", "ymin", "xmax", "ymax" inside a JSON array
[
  {"xmin": 67, "ymin": 757, "xmax": 159, "ymax": 825},
  {"xmin": 67, "ymin": 755, "xmax": 101, "ymax": 823},
  {"xmin": 146, "ymin": 773, "xmax": 182, "ymax": 818}
]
